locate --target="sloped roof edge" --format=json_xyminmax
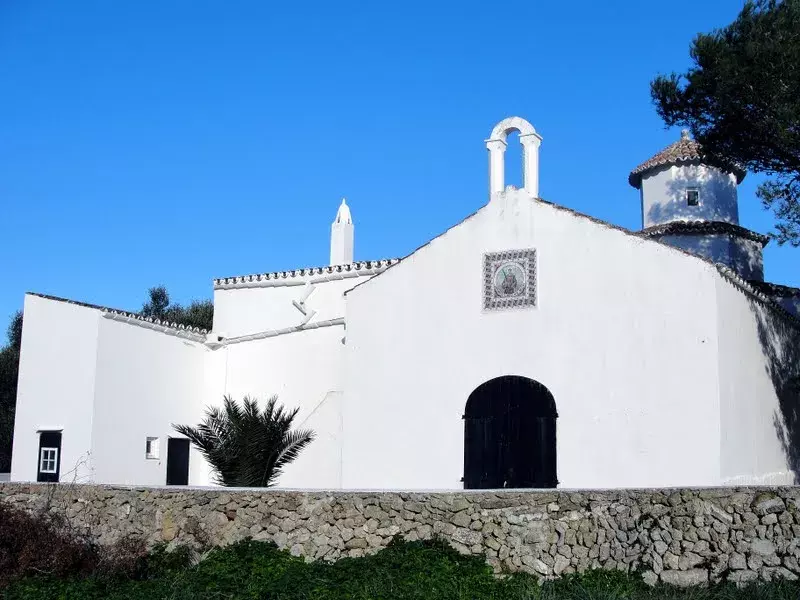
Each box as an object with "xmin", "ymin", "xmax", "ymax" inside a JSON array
[
  {"xmin": 640, "ymin": 221, "xmax": 770, "ymax": 247},
  {"xmin": 343, "ymin": 206, "xmax": 487, "ymax": 297},
  {"xmin": 341, "ymin": 195, "xmax": 799, "ymax": 330},
  {"xmin": 26, "ymin": 292, "xmax": 210, "ymax": 337},
  {"xmin": 716, "ymin": 268, "xmax": 800, "ymax": 329},
  {"xmin": 538, "ymin": 201, "xmax": 797, "ymax": 328},
  {"xmin": 746, "ymin": 280, "xmax": 800, "ymax": 298}
]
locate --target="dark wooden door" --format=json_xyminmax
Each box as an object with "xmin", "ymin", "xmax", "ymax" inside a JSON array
[
  {"xmin": 166, "ymin": 438, "xmax": 190, "ymax": 485},
  {"xmin": 37, "ymin": 430, "xmax": 62, "ymax": 483},
  {"xmin": 463, "ymin": 376, "xmax": 557, "ymax": 489}
]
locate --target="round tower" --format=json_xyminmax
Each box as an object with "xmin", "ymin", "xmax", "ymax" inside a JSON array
[{"xmin": 629, "ymin": 130, "xmax": 768, "ymax": 281}]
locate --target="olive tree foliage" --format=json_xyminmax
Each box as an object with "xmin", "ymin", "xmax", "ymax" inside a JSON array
[
  {"xmin": 651, "ymin": 0, "xmax": 800, "ymax": 246},
  {"xmin": 140, "ymin": 286, "xmax": 214, "ymax": 331}
]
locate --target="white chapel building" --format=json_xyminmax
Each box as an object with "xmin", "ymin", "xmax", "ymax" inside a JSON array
[{"xmin": 11, "ymin": 117, "xmax": 800, "ymax": 490}]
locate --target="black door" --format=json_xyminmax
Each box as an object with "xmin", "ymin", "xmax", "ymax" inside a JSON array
[
  {"xmin": 166, "ymin": 438, "xmax": 190, "ymax": 485},
  {"xmin": 463, "ymin": 376, "xmax": 557, "ymax": 489},
  {"xmin": 37, "ymin": 430, "xmax": 62, "ymax": 482}
]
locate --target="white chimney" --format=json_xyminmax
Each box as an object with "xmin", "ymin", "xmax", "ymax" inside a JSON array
[{"xmin": 330, "ymin": 198, "xmax": 354, "ymax": 265}]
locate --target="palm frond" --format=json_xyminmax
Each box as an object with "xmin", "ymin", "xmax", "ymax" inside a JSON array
[
  {"xmin": 268, "ymin": 429, "xmax": 315, "ymax": 486},
  {"xmin": 173, "ymin": 394, "xmax": 314, "ymax": 487}
]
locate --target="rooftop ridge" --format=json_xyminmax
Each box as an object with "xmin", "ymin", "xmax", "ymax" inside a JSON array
[
  {"xmin": 715, "ymin": 266, "xmax": 800, "ymax": 329},
  {"xmin": 214, "ymin": 258, "xmax": 401, "ymax": 288},
  {"xmin": 27, "ymin": 292, "xmax": 210, "ymax": 336}
]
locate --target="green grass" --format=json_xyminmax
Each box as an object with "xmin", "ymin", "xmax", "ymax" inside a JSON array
[{"xmin": 3, "ymin": 537, "xmax": 799, "ymax": 600}]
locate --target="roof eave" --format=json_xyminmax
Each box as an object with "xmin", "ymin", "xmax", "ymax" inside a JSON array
[{"xmin": 628, "ymin": 158, "xmax": 746, "ymax": 189}]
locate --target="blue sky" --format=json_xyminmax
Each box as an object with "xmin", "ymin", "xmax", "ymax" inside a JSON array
[{"xmin": 1, "ymin": 0, "xmax": 795, "ymax": 331}]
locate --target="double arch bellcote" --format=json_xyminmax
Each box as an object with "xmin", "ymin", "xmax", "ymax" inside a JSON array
[{"xmin": 485, "ymin": 117, "xmax": 542, "ymax": 198}]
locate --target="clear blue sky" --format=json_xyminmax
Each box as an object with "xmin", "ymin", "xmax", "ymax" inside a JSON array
[{"xmin": 1, "ymin": 0, "xmax": 795, "ymax": 331}]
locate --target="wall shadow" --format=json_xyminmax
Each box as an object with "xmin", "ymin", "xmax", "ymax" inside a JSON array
[
  {"xmin": 731, "ymin": 238, "xmax": 764, "ymax": 281},
  {"xmin": 752, "ymin": 298, "xmax": 800, "ymax": 482},
  {"xmin": 647, "ymin": 165, "xmax": 738, "ymax": 226},
  {"xmin": 660, "ymin": 233, "xmax": 763, "ymax": 281}
]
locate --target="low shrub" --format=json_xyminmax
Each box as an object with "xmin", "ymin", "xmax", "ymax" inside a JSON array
[
  {"xmin": 3, "ymin": 508, "xmax": 800, "ymax": 600},
  {"xmin": 0, "ymin": 502, "xmax": 148, "ymax": 588},
  {"xmin": 4, "ymin": 535, "xmax": 539, "ymax": 599}
]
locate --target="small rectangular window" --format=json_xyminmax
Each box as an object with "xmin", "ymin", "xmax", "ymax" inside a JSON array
[
  {"xmin": 39, "ymin": 448, "xmax": 58, "ymax": 473},
  {"xmin": 686, "ymin": 188, "xmax": 699, "ymax": 206},
  {"xmin": 145, "ymin": 437, "xmax": 160, "ymax": 460}
]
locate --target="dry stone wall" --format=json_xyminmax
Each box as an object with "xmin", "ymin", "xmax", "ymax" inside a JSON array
[{"xmin": 2, "ymin": 483, "xmax": 800, "ymax": 587}]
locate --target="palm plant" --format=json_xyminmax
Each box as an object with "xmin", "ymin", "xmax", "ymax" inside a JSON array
[{"xmin": 173, "ymin": 395, "xmax": 314, "ymax": 487}]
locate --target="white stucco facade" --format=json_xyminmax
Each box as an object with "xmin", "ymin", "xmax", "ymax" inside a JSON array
[
  {"xmin": 90, "ymin": 318, "xmax": 210, "ymax": 486},
  {"xmin": 343, "ymin": 190, "xmax": 726, "ymax": 489},
  {"xmin": 11, "ymin": 295, "xmax": 100, "ymax": 484},
  {"xmin": 11, "ymin": 117, "xmax": 800, "ymax": 490}
]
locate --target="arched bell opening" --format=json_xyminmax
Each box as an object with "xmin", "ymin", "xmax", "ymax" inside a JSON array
[{"xmin": 485, "ymin": 117, "xmax": 542, "ymax": 198}]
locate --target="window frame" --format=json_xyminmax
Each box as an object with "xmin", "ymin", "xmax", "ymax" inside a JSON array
[
  {"xmin": 145, "ymin": 437, "xmax": 160, "ymax": 460},
  {"xmin": 686, "ymin": 188, "xmax": 700, "ymax": 206},
  {"xmin": 39, "ymin": 447, "xmax": 59, "ymax": 474}
]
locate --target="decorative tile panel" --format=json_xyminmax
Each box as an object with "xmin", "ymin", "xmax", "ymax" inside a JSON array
[{"xmin": 483, "ymin": 249, "xmax": 537, "ymax": 311}]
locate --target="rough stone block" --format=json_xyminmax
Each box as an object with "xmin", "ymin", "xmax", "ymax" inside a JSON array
[
  {"xmin": 729, "ymin": 570, "xmax": 759, "ymax": 586},
  {"xmin": 345, "ymin": 538, "xmax": 368, "ymax": 549},
  {"xmin": 554, "ymin": 554, "xmax": 570, "ymax": 575},
  {"xmin": 753, "ymin": 495, "xmax": 785, "ymax": 517},
  {"xmin": 750, "ymin": 539, "xmax": 776, "ymax": 556},
  {"xmin": 660, "ymin": 569, "xmax": 709, "ymax": 587},
  {"xmin": 451, "ymin": 511, "xmax": 471, "ymax": 528},
  {"xmin": 452, "ymin": 528, "xmax": 481, "ymax": 547}
]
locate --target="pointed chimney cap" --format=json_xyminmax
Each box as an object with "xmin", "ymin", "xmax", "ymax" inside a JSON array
[{"xmin": 334, "ymin": 198, "xmax": 352, "ymax": 224}]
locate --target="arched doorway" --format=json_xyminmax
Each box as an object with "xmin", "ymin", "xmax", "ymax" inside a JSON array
[{"xmin": 463, "ymin": 376, "xmax": 557, "ymax": 489}]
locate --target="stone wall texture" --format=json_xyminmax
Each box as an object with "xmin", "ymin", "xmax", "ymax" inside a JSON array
[{"xmin": 2, "ymin": 484, "xmax": 800, "ymax": 587}]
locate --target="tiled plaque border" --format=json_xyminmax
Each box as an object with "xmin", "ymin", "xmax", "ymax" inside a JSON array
[{"xmin": 483, "ymin": 249, "xmax": 537, "ymax": 311}]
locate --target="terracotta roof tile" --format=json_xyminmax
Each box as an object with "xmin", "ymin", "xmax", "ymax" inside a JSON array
[
  {"xmin": 629, "ymin": 130, "xmax": 746, "ymax": 188},
  {"xmin": 214, "ymin": 259, "xmax": 401, "ymax": 288},
  {"xmin": 746, "ymin": 280, "xmax": 800, "ymax": 298},
  {"xmin": 639, "ymin": 221, "xmax": 769, "ymax": 246}
]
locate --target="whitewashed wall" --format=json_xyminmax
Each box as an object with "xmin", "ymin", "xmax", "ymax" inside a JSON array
[
  {"xmin": 716, "ymin": 278, "xmax": 800, "ymax": 485},
  {"xmin": 90, "ymin": 319, "xmax": 209, "ymax": 486},
  {"xmin": 11, "ymin": 289, "xmax": 349, "ymax": 488},
  {"xmin": 641, "ymin": 165, "xmax": 739, "ymax": 227},
  {"xmin": 221, "ymin": 326, "xmax": 345, "ymax": 488},
  {"xmin": 658, "ymin": 233, "xmax": 732, "ymax": 270},
  {"xmin": 214, "ymin": 278, "xmax": 362, "ymax": 338},
  {"xmin": 14, "ymin": 193, "xmax": 794, "ymax": 491},
  {"xmin": 659, "ymin": 234, "xmax": 764, "ymax": 281},
  {"xmin": 11, "ymin": 295, "xmax": 100, "ymax": 483},
  {"xmin": 343, "ymin": 189, "xmax": 723, "ymax": 490}
]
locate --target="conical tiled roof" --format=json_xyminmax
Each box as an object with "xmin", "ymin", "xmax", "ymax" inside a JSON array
[{"xmin": 628, "ymin": 130, "xmax": 746, "ymax": 188}]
